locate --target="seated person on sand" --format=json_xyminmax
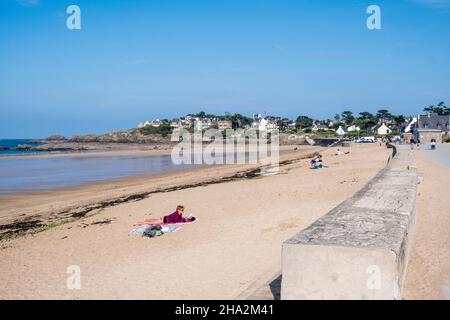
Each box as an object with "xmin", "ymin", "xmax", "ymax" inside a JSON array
[
  {"xmin": 335, "ymin": 148, "xmax": 350, "ymax": 156},
  {"xmin": 310, "ymin": 154, "xmax": 330, "ymax": 169},
  {"xmin": 310, "ymin": 155, "xmax": 323, "ymax": 169}
]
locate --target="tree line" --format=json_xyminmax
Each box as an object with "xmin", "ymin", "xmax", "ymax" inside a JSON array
[{"xmin": 294, "ymin": 101, "xmax": 448, "ymax": 130}]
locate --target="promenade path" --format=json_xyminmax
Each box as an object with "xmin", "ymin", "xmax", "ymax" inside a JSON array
[{"xmin": 420, "ymin": 143, "xmax": 450, "ymax": 168}]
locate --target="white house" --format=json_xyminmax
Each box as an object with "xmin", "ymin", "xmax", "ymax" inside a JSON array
[
  {"xmin": 258, "ymin": 118, "xmax": 269, "ymax": 131},
  {"xmin": 266, "ymin": 122, "xmax": 279, "ymax": 131},
  {"xmin": 377, "ymin": 123, "xmax": 392, "ymax": 135},
  {"xmin": 336, "ymin": 126, "xmax": 345, "ymax": 136},
  {"xmin": 218, "ymin": 120, "xmax": 232, "ymax": 131},
  {"xmin": 170, "ymin": 119, "xmax": 190, "ymax": 129},
  {"xmin": 287, "ymin": 122, "xmax": 296, "ymax": 130},
  {"xmin": 312, "ymin": 123, "xmax": 330, "ymax": 132},
  {"xmin": 347, "ymin": 125, "xmax": 360, "ymax": 132},
  {"xmin": 137, "ymin": 119, "xmax": 161, "ymax": 128},
  {"xmin": 404, "ymin": 117, "xmax": 417, "ymax": 133}
]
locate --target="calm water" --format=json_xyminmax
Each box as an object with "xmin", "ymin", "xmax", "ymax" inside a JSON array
[
  {"xmin": 0, "ymin": 155, "xmax": 197, "ymax": 194},
  {"xmin": 0, "ymin": 139, "xmax": 45, "ymax": 156}
]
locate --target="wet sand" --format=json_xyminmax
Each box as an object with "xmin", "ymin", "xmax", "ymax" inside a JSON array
[
  {"xmin": 0, "ymin": 143, "xmax": 390, "ymax": 299},
  {"xmin": 0, "ymin": 145, "xmax": 309, "ymax": 237}
]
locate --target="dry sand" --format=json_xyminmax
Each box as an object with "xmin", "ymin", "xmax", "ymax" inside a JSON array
[
  {"xmin": 0, "ymin": 143, "xmax": 389, "ymax": 299},
  {"xmin": 403, "ymin": 149, "xmax": 450, "ymax": 299},
  {"xmin": 0, "ymin": 145, "xmax": 308, "ymax": 234}
]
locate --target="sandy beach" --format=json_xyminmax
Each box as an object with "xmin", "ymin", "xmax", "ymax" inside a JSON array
[
  {"xmin": 0, "ymin": 143, "xmax": 390, "ymax": 299},
  {"xmin": 0, "ymin": 145, "xmax": 308, "ymax": 236},
  {"xmin": 403, "ymin": 146, "xmax": 450, "ymax": 299}
]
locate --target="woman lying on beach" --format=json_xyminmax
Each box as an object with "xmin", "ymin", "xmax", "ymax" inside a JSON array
[
  {"xmin": 134, "ymin": 205, "xmax": 196, "ymax": 226},
  {"xmin": 163, "ymin": 205, "xmax": 195, "ymax": 223}
]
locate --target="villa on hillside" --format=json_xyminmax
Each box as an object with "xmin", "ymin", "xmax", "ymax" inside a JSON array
[
  {"xmin": 137, "ymin": 119, "xmax": 162, "ymax": 128},
  {"xmin": 218, "ymin": 120, "xmax": 232, "ymax": 131},
  {"xmin": 287, "ymin": 121, "xmax": 296, "ymax": 131},
  {"xmin": 170, "ymin": 119, "xmax": 191, "ymax": 129},
  {"xmin": 414, "ymin": 112, "xmax": 450, "ymax": 143},
  {"xmin": 251, "ymin": 115, "xmax": 279, "ymax": 132},
  {"xmin": 336, "ymin": 126, "xmax": 345, "ymax": 136},
  {"xmin": 347, "ymin": 125, "xmax": 361, "ymax": 132},
  {"xmin": 377, "ymin": 123, "xmax": 392, "ymax": 136},
  {"xmin": 312, "ymin": 122, "xmax": 331, "ymax": 132}
]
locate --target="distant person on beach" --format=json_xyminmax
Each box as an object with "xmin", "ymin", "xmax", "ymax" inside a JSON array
[
  {"xmin": 410, "ymin": 138, "xmax": 415, "ymax": 150},
  {"xmin": 431, "ymin": 138, "xmax": 436, "ymax": 150},
  {"xmin": 310, "ymin": 154, "xmax": 327, "ymax": 169},
  {"xmin": 163, "ymin": 205, "xmax": 195, "ymax": 224},
  {"xmin": 335, "ymin": 148, "xmax": 349, "ymax": 156},
  {"xmin": 134, "ymin": 205, "xmax": 195, "ymax": 226}
]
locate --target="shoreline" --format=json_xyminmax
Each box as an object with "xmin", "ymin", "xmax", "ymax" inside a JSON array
[
  {"xmin": 0, "ymin": 143, "xmax": 304, "ymax": 160},
  {"xmin": 0, "ymin": 146, "xmax": 174, "ymax": 160},
  {"xmin": 0, "ymin": 146, "xmax": 320, "ymax": 240},
  {"xmin": 0, "ymin": 143, "xmax": 390, "ymax": 299}
]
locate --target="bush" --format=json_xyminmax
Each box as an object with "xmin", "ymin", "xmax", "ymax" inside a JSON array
[
  {"xmin": 345, "ymin": 130, "xmax": 368, "ymax": 138},
  {"xmin": 139, "ymin": 124, "xmax": 173, "ymax": 137},
  {"xmin": 443, "ymin": 134, "xmax": 450, "ymax": 143}
]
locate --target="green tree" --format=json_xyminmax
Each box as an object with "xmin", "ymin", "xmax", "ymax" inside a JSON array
[
  {"xmin": 231, "ymin": 114, "xmax": 253, "ymax": 129},
  {"xmin": 423, "ymin": 102, "xmax": 449, "ymax": 115},
  {"xmin": 341, "ymin": 111, "xmax": 355, "ymax": 125},
  {"xmin": 393, "ymin": 115, "xmax": 405, "ymax": 125},
  {"xmin": 354, "ymin": 112, "xmax": 376, "ymax": 130},
  {"xmin": 424, "ymin": 105, "xmax": 435, "ymax": 112},
  {"xmin": 358, "ymin": 111, "xmax": 375, "ymax": 120},
  {"xmin": 196, "ymin": 111, "xmax": 206, "ymax": 118},
  {"xmin": 295, "ymin": 116, "xmax": 313, "ymax": 129},
  {"xmin": 139, "ymin": 123, "xmax": 173, "ymax": 137},
  {"xmin": 276, "ymin": 118, "xmax": 290, "ymax": 132},
  {"xmin": 376, "ymin": 109, "xmax": 392, "ymax": 122}
]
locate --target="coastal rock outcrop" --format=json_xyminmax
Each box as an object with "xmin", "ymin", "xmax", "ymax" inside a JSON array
[
  {"xmin": 70, "ymin": 134, "xmax": 100, "ymax": 143},
  {"xmin": 45, "ymin": 135, "xmax": 67, "ymax": 142},
  {"xmin": 68, "ymin": 130, "xmax": 172, "ymax": 144},
  {"xmin": 15, "ymin": 144, "xmax": 33, "ymax": 151},
  {"xmin": 31, "ymin": 143, "xmax": 91, "ymax": 152}
]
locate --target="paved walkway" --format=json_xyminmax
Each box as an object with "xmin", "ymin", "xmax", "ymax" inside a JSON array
[{"xmin": 420, "ymin": 143, "xmax": 450, "ymax": 168}]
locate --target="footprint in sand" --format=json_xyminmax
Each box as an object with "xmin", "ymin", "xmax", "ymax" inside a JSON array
[{"xmin": 262, "ymin": 222, "xmax": 298, "ymax": 233}]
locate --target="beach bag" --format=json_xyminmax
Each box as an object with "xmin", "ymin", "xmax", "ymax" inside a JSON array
[{"xmin": 143, "ymin": 225, "xmax": 163, "ymax": 238}]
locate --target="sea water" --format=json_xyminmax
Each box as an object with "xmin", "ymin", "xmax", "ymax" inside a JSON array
[
  {"xmin": 0, "ymin": 139, "xmax": 45, "ymax": 156},
  {"xmin": 0, "ymin": 154, "xmax": 197, "ymax": 194}
]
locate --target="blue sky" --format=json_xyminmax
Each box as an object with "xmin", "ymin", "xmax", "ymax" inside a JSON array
[{"xmin": 1, "ymin": 0, "xmax": 449, "ymax": 138}]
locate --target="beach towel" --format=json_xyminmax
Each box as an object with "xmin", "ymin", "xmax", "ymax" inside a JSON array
[
  {"xmin": 134, "ymin": 218, "xmax": 197, "ymax": 227},
  {"xmin": 128, "ymin": 224, "xmax": 182, "ymax": 236}
]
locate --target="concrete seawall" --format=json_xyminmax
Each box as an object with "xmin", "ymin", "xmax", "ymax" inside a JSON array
[{"xmin": 281, "ymin": 145, "xmax": 418, "ymax": 299}]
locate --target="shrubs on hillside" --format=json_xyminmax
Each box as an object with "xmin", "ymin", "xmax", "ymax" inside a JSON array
[{"xmin": 139, "ymin": 123, "xmax": 173, "ymax": 137}]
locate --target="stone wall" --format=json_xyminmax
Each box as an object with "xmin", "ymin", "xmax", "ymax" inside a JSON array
[{"xmin": 281, "ymin": 145, "xmax": 417, "ymax": 299}]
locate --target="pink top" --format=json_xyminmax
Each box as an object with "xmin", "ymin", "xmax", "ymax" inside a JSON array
[{"xmin": 164, "ymin": 211, "xmax": 187, "ymax": 224}]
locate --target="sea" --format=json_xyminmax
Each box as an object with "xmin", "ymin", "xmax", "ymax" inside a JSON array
[
  {"xmin": 0, "ymin": 139, "xmax": 197, "ymax": 194},
  {"xmin": 0, "ymin": 139, "xmax": 45, "ymax": 156}
]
